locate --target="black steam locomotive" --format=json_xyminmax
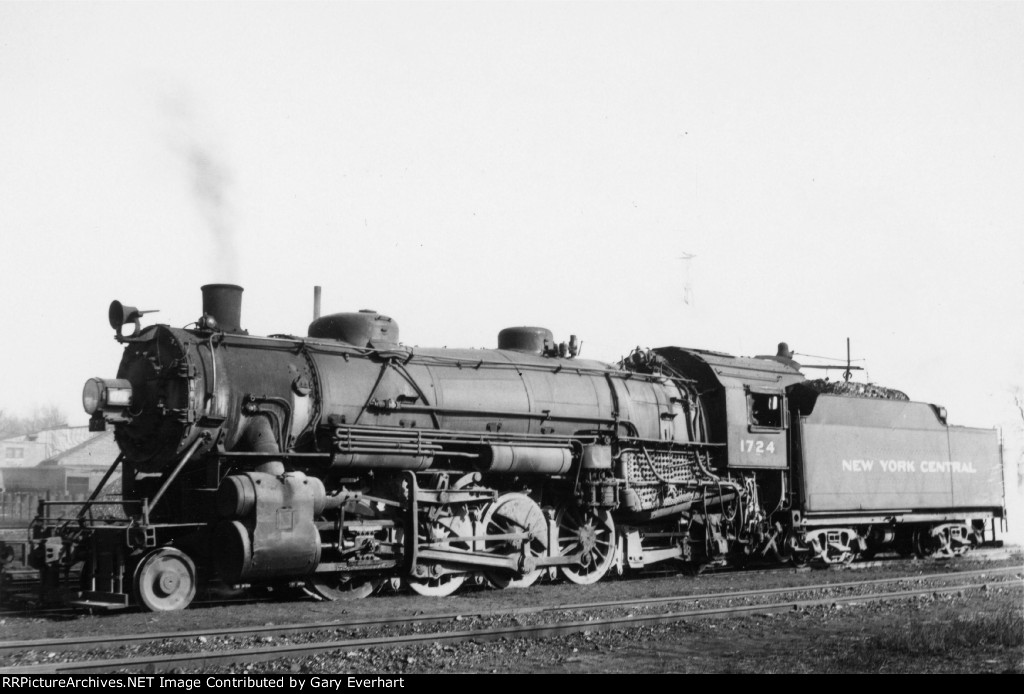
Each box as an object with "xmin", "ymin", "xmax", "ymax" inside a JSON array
[{"xmin": 29, "ymin": 285, "xmax": 1006, "ymax": 610}]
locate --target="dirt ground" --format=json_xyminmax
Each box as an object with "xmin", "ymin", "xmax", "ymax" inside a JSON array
[{"xmin": 404, "ymin": 585, "xmax": 1024, "ymax": 674}]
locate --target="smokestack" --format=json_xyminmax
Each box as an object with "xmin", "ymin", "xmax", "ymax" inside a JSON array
[
  {"xmin": 201, "ymin": 284, "xmax": 244, "ymax": 333},
  {"xmin": 314, "ymin": 286, "xmax": 321, "ymax": 321}
]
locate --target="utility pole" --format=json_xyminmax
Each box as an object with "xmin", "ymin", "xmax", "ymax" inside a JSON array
[{"xmin": 679, "ymin": 252, "xmax": 696, "ymax": 305}]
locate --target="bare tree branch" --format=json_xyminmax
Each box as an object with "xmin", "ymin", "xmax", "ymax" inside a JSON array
[{"xmin": 0, "ymin": 406, "xmax": 68, "ymax": 439}]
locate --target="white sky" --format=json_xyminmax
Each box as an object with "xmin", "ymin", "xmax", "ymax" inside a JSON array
[{"xmin": 1, "ymin": 2, "xmax": 1022, "ymax": 528}]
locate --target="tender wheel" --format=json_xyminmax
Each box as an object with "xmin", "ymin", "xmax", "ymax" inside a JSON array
[
  {"xmin": 305, "ymin": 575, "xmax": 382, "ymax": 601},
  {"xmin": 555, "ymin": 505, "xmax": 615, "ymax": 585},
  {"xmin": 913, "ymin": 528, "xmax": 938, "ymax": 558},
  {"xmin": 783, "ymin": 531, "xmax": 812, "ymax": 567},
  {"xmin": 481, "ymin": 493, "xmax": 548, "ymax": 589},
  {"xmin": 405, "ymin": 573, "xmax": 466, "ymax": 597},
  {"xmin": 790, "ymin": 550, "xmax": 812, "ymax": 567},
  {"xmin": 912, "ymin": 527, "xmax": 952, "ymax": 559},
  {"xmin": 132, "ymin": 548, "xmax": 197, "ymax": 612}
]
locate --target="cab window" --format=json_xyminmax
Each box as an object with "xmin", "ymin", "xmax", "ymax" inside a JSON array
[{"xmin": 749, "ymin": 392, "xmax": 783, "ymax": 428}]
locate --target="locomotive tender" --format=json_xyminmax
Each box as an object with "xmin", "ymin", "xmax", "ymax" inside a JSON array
[{"xmin": 29, "ymin": 285, "xmax": 1005, "ymax": 610}]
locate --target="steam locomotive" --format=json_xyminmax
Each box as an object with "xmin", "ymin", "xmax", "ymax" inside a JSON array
[{"xmin": 28, "ymin": 285, "xmax": 1006, "ymax": 610}]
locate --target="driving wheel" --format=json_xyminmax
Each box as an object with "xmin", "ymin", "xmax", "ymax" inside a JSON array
[
  {"xmin": 555, "ymin": 505, "xmax": 615, "ymax": 585},
  {"xmin": 481, "ymin": 493, "xmax": 547, "ymax": 589}
]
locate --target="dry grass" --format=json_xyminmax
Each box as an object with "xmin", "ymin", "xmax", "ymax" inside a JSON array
[{"xmin": 870, "ymin": 609, "xmax": 1023, "ymax": 654}]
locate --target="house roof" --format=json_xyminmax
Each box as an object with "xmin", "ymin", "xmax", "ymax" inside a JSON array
[
  {"xmin": 40, "ymin": 431, "xmax": 119, "ymax": 468},
  {"xmin": 3, "ymin": 427, "xmax": 96, "ymax": 456},
  {"xmin": 1, "ymin": 426, "xmax": 119, "ymax": 469}
]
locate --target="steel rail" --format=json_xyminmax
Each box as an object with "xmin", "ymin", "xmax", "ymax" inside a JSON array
[
  {"xmin": 3, "ymin": 578, "xmax": 1020, "ymax": 674},
  {"xmin": 0, "ymin": 565, "xmax": 1017, "ymax": 659}
]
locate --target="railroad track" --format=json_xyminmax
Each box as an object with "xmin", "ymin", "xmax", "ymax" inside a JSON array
[
  {"xmin": 2, "ymin": 565, "xmax": 1019, "ymax": 674},
  {"xmin": 2, "ymin": 545, "xmax": 1014, "ymax": 618}
]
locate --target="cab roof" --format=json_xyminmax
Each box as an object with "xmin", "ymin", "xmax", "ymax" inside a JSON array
[{"xmin": 653, "ymin": 346, "xmax": 806, "ymax": 392}]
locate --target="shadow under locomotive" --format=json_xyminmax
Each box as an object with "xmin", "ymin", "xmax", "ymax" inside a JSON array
[{"xmin": 20, "ymin": 285, "xmax": 1007, "ymax": 610}]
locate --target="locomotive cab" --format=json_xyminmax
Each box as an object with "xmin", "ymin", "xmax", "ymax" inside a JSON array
[{"xmin": 652, "ymin": 346, "xmax": 803, "ymax": 470}]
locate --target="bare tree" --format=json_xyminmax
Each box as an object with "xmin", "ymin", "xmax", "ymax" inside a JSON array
[
  {"xmin": 0, "ymin": 408, "xmax": 17, "ymax": 439},
  {"xmin": 0, "ymin": 405, "xmax": 69, "ymax": 439},
  {"xmin": 29, "ymin": 405, "xmax": 68, "ymax": 431}
]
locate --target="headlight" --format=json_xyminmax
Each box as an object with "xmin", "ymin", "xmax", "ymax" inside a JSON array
[
  {"xmin": 83, "ymin": 378, "xmax": 133, "ymax": 414},
  {"xmin": 83, "ymin": 378, "xmax": 104, "ymax": 414}
]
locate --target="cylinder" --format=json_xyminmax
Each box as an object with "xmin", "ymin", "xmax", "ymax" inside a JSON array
[
  {"xmin": 216, "ymin": 475, "xmax": 257, "ymax": 518},
  {"xmin": 213, "ymin": 520, "xmax": 252, "ymax": 583},
  {"xmin": 201, "ymin": 284, "xmax": 244, "ymax": 333},
  {"xmin": 217, "ymin": 471, "xmax": 326, "ymax": 519},
  {"xmin": 212, "ymin": 471, "xmax": 322, "ymax": 583}
]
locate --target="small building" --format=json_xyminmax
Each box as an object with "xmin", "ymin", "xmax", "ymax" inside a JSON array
[
  {"xmin": 2, "ymin": 428, "xmax": 98, "ymax": 468},
  {"xmin": 0, "ymin": 428, "xmax": 119, "ymax": 495}
]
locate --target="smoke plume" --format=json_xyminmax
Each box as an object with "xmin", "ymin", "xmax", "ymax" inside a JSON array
[{"xmin": 161, "ymin": 90, "xmax": 239, "ymax": 283}]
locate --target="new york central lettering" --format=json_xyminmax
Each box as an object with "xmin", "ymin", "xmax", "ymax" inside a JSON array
[{"xmin": 841, "ymin": 459, "xmax": 977, "ymax": 474}]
